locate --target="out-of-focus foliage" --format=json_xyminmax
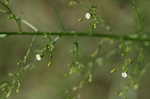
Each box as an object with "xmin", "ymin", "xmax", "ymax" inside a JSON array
[{"xmin": 0, "ymin": 0, "xmax": 150, "ymax": 99}]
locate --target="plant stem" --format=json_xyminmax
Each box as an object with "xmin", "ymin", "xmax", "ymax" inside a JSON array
[
  {"xmin": 0, "ymin": 32, "xmax": 150, "ymax": 42},
  {"xmin": 21, "ymin": 19, "xmax": 38, "ymax": 32},
  {"xmin": 0, "ymin": 1, "xmax": 23, "ymax": 32}
]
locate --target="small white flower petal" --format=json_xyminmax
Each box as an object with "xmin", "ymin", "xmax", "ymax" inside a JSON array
[
  {"xmin": 36, "ymin": 54, "xmax": 42, "ymax": 61},
  {"xmin": 121, "ymin": 72, "xmax": 128, "ymax": 78},
  {"xmin": 85, "ymin": 12, "xmax": 91, "ymax": 20}
]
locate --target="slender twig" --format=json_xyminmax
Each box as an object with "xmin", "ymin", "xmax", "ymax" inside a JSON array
[
  {"xmin": 21, "ymin": 19, "xmax": 38, "ymax": 32},
  {"xmin": 0, "ymin": 1, "xmax": 38, "ymax": 32},
  {"xmin": 0, "ymin": 1, "xmax": 12, "ymax": 13},
  {"xmin": 0, "ymin": 32, "xmax": 150, "ymax": 42},
  {"xmin": 0, "ymin": 1, "xmax": 22, "ymax": 31}
]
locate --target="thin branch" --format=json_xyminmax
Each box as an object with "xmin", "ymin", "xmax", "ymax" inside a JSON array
[
  {"xmin": 0, "ymin": 32, "xmax": 150, "ymax": 42},
  {"xmin": 21, "ymin": 19, "xmax": 38, "ymax": 32},
  {"xmin": 0, "ymin": 1, "xmax": 12, "ymax": 13},
  {"xmin": 0, "ymin": 1, "xmax": 22, "ymax": 32}
]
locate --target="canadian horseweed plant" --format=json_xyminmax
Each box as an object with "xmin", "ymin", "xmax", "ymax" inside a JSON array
[{"xmin": 0, "ymin": 0, "xmax": 150, "ymax": 99}]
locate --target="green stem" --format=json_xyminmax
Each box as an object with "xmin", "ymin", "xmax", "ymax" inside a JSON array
[
  {"xmin": 0, "ymin": 1, "xmax": 22, "ymax": 32},
  {"xmin": 0, "ymin": 32, "xmax": 150, "ymax": 42}
]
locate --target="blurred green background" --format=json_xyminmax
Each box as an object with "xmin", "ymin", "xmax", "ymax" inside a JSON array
[{"xmin": 0, "ymin": 0, "xmax": 150, "ymax": 99}]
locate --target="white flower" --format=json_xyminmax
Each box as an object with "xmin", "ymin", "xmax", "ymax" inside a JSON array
[
  {"xmin": 85, "ymin": 12, "xmax": 91, "ymax": 20},
  {"xmin": 121, "ymin": 72, "xmax": 128, "ymax": 78},
  {"xmin": 36, "ymin": 54, "xmax": 42, "ymax": 61}
]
